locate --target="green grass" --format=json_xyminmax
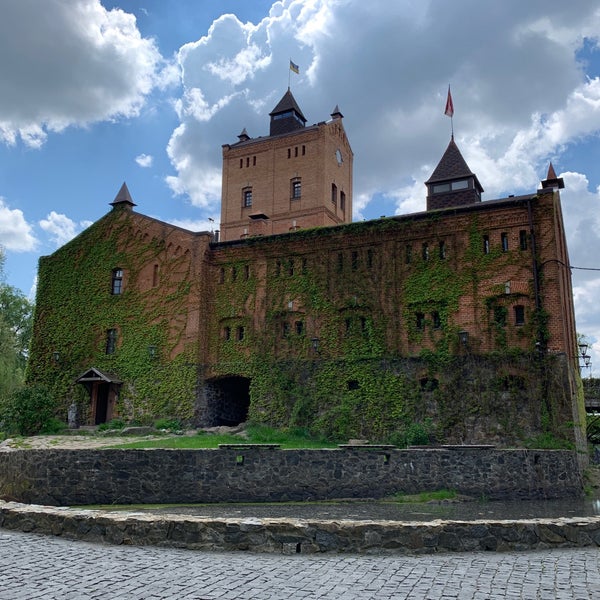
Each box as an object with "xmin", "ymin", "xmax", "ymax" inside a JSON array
[
  {"xmin": 390, "ymin": 489, "xmax": 457, "ymax": 503},
  {"xmin": 110, "ymin": 424, "xmax": 339, "ymax": 450}
]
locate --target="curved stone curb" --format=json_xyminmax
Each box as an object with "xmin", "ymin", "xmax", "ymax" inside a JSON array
[{"xmin": 1, "ymin": 501, "xmax": 600, "ymax": 554}]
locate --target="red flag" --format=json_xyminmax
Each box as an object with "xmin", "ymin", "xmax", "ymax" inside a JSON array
[{"xmin": 444, "ymin": 86, "xmax": 454, "ymax": 118}]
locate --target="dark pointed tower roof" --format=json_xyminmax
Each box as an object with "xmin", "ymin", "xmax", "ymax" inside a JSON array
[
  {"xmin": 425, "ymin": 138, "xmax": 483, "ymax": 210},
  {"xmin": 238, "ymin": 128, "xmax": 250, "ymax": 142},
  {"xmin": 269, "ymin": 88, "xmax": 306, "ymax": 136},
  {"xmin": 540, "ymin": 162, "xmax": 565, "ymax": 190},
  {"xmin": 110, "ymin": 182, "xmax": 136, "ymax": 211},
  {"xmin": 426, "ymin": 138, "xmax": 481, "ymax": 186},
  {"xmin": 331, "ymin": 104, "xmax": 343, "ymax": 119}
]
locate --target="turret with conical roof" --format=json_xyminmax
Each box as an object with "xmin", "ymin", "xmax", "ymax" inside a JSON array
[
  {"xmin": 425, "ymin": 138, "xmax": 483, "ymax": 210},
  {"xmin": 269, "ymin": 88, "xmax": 307, "ymax": 136},
  {"xmin": 110, "ymin": 182, "xmax": 136, "ymax": 211},
  {"xmin": 540, "ymin": 162, "xmax": 565, "ymax": 191}
]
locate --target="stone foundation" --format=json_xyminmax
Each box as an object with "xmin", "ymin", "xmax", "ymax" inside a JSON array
[
  {"xmin": 0, "ymin": 447, "xmax": 583, "ymax": 506},
  {"xmin": 1, "ymin": 501, "xmax": 599, "ymax": 554}
]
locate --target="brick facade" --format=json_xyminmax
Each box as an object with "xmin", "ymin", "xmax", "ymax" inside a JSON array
[{"xmin": 29, "ymin": 92, "xmax": 583, "ymax": 451}]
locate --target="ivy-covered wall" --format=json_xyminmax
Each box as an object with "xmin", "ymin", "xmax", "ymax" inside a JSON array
[
  {"xmin": 203, "ymin": 192, "xmax": 583, "ymax": 448},
  {"xmin": 27, "ymin": 189, "xmax": 584, "ymax": 451},
  {"xmin": 28, "ymin": 205, "xmax": 208, "ymax": 424}
]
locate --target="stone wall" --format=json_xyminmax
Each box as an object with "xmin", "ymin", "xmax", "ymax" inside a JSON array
[
  {"xmin": 1, "ymin": 501, "xmax": 599, "ymax": 554},
  {"xmin": 0, "ymin": 447, "xmax": 582, "ymax": 506}
]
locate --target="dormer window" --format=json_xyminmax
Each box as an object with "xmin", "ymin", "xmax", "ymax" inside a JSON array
[
  {"xmin": 111, "ymin": 268, "xmax": 123, "ymax": 295},
  {"xmin": 432, "ymin": 179, "xmax": 469, "ymax": 193}
]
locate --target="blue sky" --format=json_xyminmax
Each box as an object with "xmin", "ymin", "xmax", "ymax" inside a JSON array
[{"xmin": 1, "ymin": 0, "xmax": 600, "ymax": 370}]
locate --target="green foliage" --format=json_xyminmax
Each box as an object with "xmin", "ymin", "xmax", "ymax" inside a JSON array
[
  {"xmin": 97, "ymin": 418, "xmax": 126, "ymax": 432},
  {"xmin": 0, "ymin": 247, "xmax": 33, "ymax": 401},
  {"xmin": 112, "ymin": 426, "xmax": 339, "ymax": 449},
  {"xmin": 523, "ymin": 432, "xmax": 574, "ymax": 450},
  {"xmin": 0, "ymin": 384, "xmax": 60, "ymax": 436},
  {"xmin": 391, "ymin": 489, "xmax": 457, "ymax": 503},
  {"xmin": 154, "ymin": 418, "xmax": 182, "ymax": 431}
]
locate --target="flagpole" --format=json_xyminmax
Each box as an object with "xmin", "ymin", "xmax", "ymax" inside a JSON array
[
  {"xmin": 445, "ymin": 85, "xmax": 454, "ymax": 139},
  {"xmin": 288, "ymin": 60, "xmax": 291, "ymax": 89}
]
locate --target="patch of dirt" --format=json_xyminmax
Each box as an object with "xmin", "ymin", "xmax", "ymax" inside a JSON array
[{"xmin": 0, "ymin": 433, "xmax": 173, "ymax": 451}]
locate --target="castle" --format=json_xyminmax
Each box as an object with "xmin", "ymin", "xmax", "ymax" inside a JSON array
[{"xmin": 28, "ymin": 89, "xmax": 585, "ymax": 450}]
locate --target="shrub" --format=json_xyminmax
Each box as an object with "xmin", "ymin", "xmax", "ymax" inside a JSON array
[
  {"xmin": 97, "ymin": 418, "xmax": 126, "ymax": 432},
  {"xmin": 153, "ymin": 418, "xmax": 182, "ymax": 431},
  {"xmin": 0, "ymin": 384, "xmax": 58, "ymax": 436}
]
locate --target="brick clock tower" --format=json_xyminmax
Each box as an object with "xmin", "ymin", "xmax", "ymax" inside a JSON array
[{"xmin": 219, "ymin": 89, "xmax": 353, "ymax": 241}]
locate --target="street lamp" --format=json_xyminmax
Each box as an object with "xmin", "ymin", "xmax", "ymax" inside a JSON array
[{"xmin": 311, "ymin": 337, "xmax": 320, "ymax": 354}]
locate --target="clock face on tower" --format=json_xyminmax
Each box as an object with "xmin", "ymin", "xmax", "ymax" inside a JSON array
[{"xmin": 335, "ymin": 148, "xmax": 343, "ymax": 165}]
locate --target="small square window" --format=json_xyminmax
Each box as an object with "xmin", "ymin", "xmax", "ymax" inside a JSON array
[
  {"xmin": 514, "ymin": 305, "xmax": 525, "ymax": 326},
  {"xmin": 340, "ymin": 191, "xmax": 346, "ymax": 211},
  {"xmin": 351, "ymin": 251, "xmax": 359, "ymax": 271},
  {"xmin": 405, "ymin": 245, "xmax": 412, "ymax": 264},
  {"xmin": 494, "ymin": 306, "xmax": 507, "ymax": 327},
  {"xmin": 432, "ymin": 311, "xmax": 441, "ymax": 329},
  {"xmin": 295, "ymin": 321, "xmax": 304, "ymax": 335},
  {"xmin": 483, "ymin": 235, "xmax": 490, "ymax": 254},
  {"xmin": 111, "ymin": 268, "xmax": 123, "ymax": 295},
  {"xmin": 291, "ymin": 179, "xmax": 301, "ymax": 199},
  {"xmin": 519, "ymin": 230, "xmax": 528, "ymax": 251},
  {"xmin": 501, "ymin": 232, "xmax": 509, "ymax": 252},
  {"xmin": 416, "ymin": 312, "xmax": 425, "ymax": 330},
  {"xmin": 422, "ymin": 243, "xmax": 429, "ymax": 261},
  {"xmin": 439, "ymin": 241, "xmax": 446, "ymax": 259},
  {"xmin": 223, "ymin": 326, "xmax": 231, "ymax": 341},
  {"xmin": 236, "ymin": 326, "xmax": 245, "ymax": 341},
  {"xmin": 367, "ymin": 249, "xmax": 374, "ymax": 269},
  {"xmin": 106, "ymin": 329, "xmax": 117, "ymax": 354},
  {"xmin": 243, "ymin": 188, "xmax": 252, "ymax": 207}
]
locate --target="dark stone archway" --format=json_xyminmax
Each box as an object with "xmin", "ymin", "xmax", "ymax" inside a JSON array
[{"xmin": 203, "ymin": 376, "xmax": 250, "ymax": 426}]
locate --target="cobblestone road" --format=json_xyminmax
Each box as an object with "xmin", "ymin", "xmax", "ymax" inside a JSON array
[{"xmin": 1, "ymin": 530, "xmax": 599, "ymax": 599}]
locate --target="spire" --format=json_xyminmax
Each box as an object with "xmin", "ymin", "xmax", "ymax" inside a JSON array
[
  {"xmin": 540, "ymin": 162, "xmax": 565, "ymax": 190},
  {"xmin": 110, "ymin": 182, "xmax": 136, "ymax": 211},
  {"xmin": 331, "ymin": 104, "xmax": 343, "ymax": 120},
  {"xmin": 269, "ymin": 89, "xmax": 306, "ymax": 136},
  {"xmin": 238, "ymin": 128, "xmax": 250, "ymax": 142},
  {"xmin": 425, "ymin": 139, "xmax": 483, "ymax": 211}
]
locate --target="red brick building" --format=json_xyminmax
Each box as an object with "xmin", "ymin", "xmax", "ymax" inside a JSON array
[{"xmin": 29, "ymin": 90, "xmax": 584, "ymax": 450}]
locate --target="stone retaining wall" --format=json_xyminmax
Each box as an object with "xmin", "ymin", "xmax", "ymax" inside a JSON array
[
  {"xmin": 1, "ymin": 501, "xmax": 599, "ymax": 554},
  {"xmin": 0, "ymin": 447, "xmax": 582, "ymax": 506}
]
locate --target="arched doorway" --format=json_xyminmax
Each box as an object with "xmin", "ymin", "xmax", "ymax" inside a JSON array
[{"xmin": 203, "ymin": 376, "xmax": 250, "ymax": 426}]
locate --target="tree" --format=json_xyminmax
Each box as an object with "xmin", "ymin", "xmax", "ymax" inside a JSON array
[{"xmin": 0, "ymin": 248, "xmax": 34, "ymax": 400}]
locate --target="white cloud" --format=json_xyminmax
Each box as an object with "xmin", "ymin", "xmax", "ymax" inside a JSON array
[
  {"xmin": 0, "ymin": 0, "xmax": 162, "ymax": 147},
  {"xmin": 135, "ymin": 153, "xmax": 154, "ymax": 168},
  {"xmin": 167, "ymin": 217, "xmax": 217, "ymax": 232},
  {"xmin": 163, "ymin": 0, "xmax": 600, "ymax": 217},
  {"xmin": 159, "ymin": 0, "xmax": 600, "ymax": 373},
  {"xmin": 39, "ymin": 212, "xmax": 89, "ymax": 247},
  {"xmin": 0, "ymin": 199, "xmax": 37, "ymax": 251}
]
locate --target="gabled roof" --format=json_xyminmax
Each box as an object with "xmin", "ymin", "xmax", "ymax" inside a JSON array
[
  {"xmin": 426, "ymin": 138, "xmax": 483, "ymax": 191},
  {"xmin": 75, "ymin": 367, "xmax": 122, "ymax": 384},
  {"xmin": 269, "ymin": 88, "xmax": 306, "ymax": 122}
]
